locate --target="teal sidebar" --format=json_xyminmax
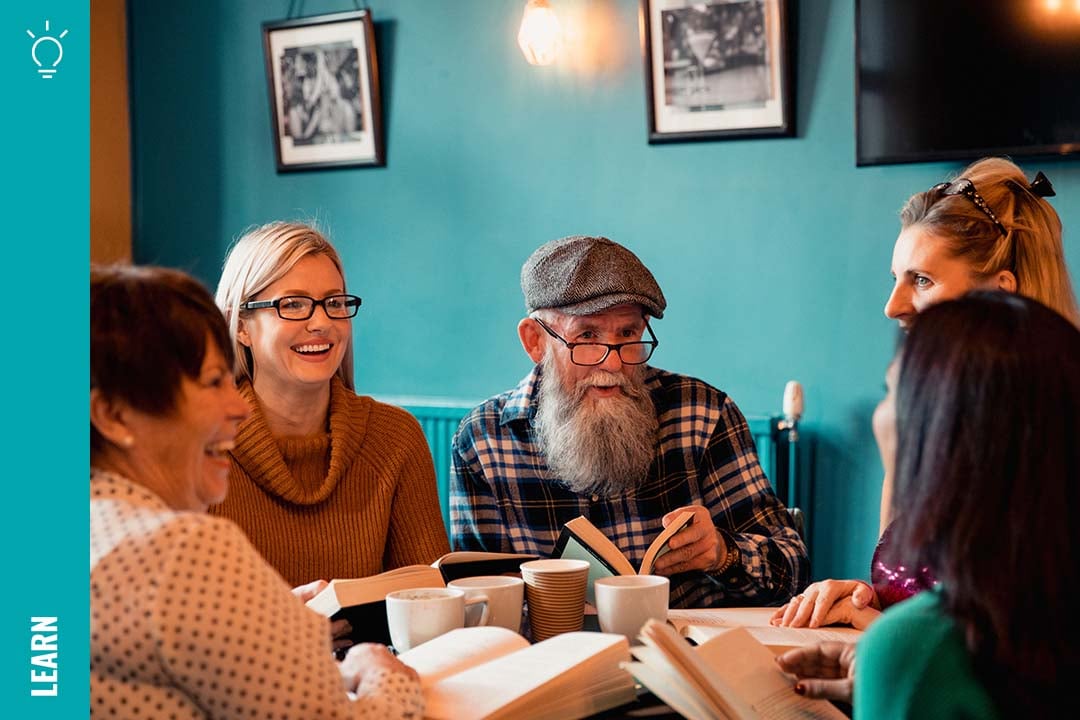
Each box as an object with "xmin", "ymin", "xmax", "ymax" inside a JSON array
[{"xmin": 0, "ymin": 1, "xmax": 89, "ymax": 716}]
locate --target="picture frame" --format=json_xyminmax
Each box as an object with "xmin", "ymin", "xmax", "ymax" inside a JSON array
[
  {"xmin": 641, "ymin": 0, "xmax": 794, "ymax": 143},
  {"xmin": 262, "ymin": 10, "xmax": 384, "ymax": 172}
]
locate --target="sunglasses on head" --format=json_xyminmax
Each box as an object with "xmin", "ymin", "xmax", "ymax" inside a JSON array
[{"xmin": 931, "ymin": 178, "xmax": 1007, "ymax": 237}]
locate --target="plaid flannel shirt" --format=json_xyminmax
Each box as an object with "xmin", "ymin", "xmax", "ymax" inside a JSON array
[{"xmin": 450, "ymin": 364, "xmax": 809, "ymax": 608}]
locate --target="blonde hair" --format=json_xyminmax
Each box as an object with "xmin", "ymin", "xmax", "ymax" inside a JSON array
[
  {"xmin": 900, "ymin": 156, "xmax": 1080, "ymax": 327},
  {"xmin": 215, "ymin": 221, "xmax": 355, "ymax": 390}
]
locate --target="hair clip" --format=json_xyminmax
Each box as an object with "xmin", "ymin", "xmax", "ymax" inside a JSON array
[{"xmin": 1029, "ymin": 171, "xmax": 1055, "ymax": 198}]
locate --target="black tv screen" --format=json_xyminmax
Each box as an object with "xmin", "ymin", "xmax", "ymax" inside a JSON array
[{"xmin": 856, "ymin": 0, "xmax": 1080, "ymax": 166}]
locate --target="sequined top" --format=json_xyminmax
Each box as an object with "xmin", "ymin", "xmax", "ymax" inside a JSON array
[{"xmin": 870, "ymin": 522, "xmax": 937, "ymax": 609}]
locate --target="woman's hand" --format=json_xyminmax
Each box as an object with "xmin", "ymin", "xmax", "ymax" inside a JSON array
[
  {"xmin": 770, "ymin": 579, "xmax": 880, "ymax": 629},
  {"xmin": 338, "ymin": 643, "xmax": 419, "ymax": 692},
  {"xmin": 292, "ymin": 579, "xmax": 354, "ymax": 651},
  {"xmin": 774, "ymin": 641, "xmax": 856, "ymax": 703},
  {"xmin": 291, "ymin": 579, "xmax": 329, "ymax": 603}
]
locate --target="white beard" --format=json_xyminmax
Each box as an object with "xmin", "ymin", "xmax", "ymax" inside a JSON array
[{"xmin": 533, "ymin": 350, "xmax": 658, "ymax": 497}]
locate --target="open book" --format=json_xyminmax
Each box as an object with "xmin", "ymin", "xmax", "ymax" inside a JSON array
[
  {"xmin": 305, "ymin": 551, "xmax": 537, "ymax": 646},
  {"xmin": 553, "ymin": 510, "xmax": 694, "ymax": 604},
  {"xmin": 667, "ymin": 607, "xmax": 863, "ymax": 656},
  {"xmin": 397, "ymin": 625, "xmax": 636, "ymax": 720},
  {"xmin": 625, "ymin": 619, "xmax": 848, "ymax": 720},
  {"xmin": 431, "ymin": 550, "xmax": 539, "ymax": 582}
]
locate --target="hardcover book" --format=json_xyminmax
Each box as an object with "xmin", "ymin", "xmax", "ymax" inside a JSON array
[
  {"xmin": 305, "ymin": 551, "xmax": 538, "ymax": 646},
  {"xmin": 552, "ymin": 510, "xmax": 694, "ymax": 604}
]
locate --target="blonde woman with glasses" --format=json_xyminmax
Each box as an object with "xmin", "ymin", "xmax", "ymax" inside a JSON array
[{"xmin": 212, "ymin": 222, "xmax": 449, "ymax": 643}]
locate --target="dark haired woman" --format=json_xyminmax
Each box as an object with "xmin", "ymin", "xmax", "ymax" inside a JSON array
[{"xmin": 778, "ymin": 292, "xmax": 1079, "ymax": 716}]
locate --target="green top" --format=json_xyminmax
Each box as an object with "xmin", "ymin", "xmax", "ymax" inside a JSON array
[{"xmin": 855, "ymin": 588, "xmax": 1000, "ymax": 720}]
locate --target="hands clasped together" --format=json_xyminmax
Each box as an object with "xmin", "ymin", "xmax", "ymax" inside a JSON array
[{"xmin": 770, "ymin": 578, "xmax": 881, "ymax": 630}]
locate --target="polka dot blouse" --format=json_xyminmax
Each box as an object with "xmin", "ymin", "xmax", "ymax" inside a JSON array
[{"xmin": 91, "ymin": 470, "xmax": 423, "ymax": 719}]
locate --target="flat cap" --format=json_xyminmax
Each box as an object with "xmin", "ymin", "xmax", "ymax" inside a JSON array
[{"xmin": 521, "ymin": 235, "xmax": 666, "ymax": 318}]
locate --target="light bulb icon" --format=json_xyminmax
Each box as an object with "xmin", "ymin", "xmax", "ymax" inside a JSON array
[{"xmin": 26, "ymin": 20, "xmax": 69, "ymax": 79}]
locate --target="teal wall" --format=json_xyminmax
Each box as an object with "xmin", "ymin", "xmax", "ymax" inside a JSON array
[{"xmin": 127, "ymin": 0, "xmax": 1080, "ymax": 581}]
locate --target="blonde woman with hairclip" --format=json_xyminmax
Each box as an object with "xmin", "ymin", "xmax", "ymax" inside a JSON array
[
  {"xmin": 212, "ymin": 222, "xmax": 449, "ymax": 618},
  {"xmin": 768, "ymin": 157, "xmax": 1079, "ymax": 705}
]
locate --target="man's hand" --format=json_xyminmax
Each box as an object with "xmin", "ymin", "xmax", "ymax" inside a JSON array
[
  {"xmin": 774, "ymin": 641, "xmax": 856, "ymax": 703},
  {"xmin": 651, "ymin": 505, "xmax": 721, "ymax": 575}
]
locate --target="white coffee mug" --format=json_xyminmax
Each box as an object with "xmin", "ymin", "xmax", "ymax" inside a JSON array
[
  {"xmin": 448, "ymin": 576, "xmax": 525, "ymax": 632},
  {"xmin": 385, "ymin": 587, "xmax": 489, "ymax": 652},
  {"xmin": 594, "ymin": 575, "xmax": 669, "ymax": 644}
]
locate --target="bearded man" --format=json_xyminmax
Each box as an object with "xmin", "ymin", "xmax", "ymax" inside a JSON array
[{"xmin": 450, "ymin": 235, "xmax": 808, "ymax": 607}]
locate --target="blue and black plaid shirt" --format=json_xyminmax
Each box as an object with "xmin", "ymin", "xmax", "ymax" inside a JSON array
[{"xmin": 450, "ymin": 364, "xmax": 809, "ymax": 608}]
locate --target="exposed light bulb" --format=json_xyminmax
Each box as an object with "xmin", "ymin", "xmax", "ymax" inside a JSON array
[
  {"xmin": 518, "ymin": 0, "xmax": 562, "ymax": 66},
  {"xmin": 26, "ymin": 20, "xmax": 68, "ymax": 79}
]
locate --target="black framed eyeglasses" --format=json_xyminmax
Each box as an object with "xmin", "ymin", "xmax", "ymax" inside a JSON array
[
  {"xmin": 240, "ymin": 294, "xmax": 362, "ymax": 321},
  {"xmin": 931, "ymin": 178, "xmax": 1007, "ymax": 237},
  {"xmin": 532, "ymin": 316, "xmax": 658, "ymax": 366}
]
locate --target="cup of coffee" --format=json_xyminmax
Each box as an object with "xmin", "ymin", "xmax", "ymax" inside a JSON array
[
  {"xmin": 385, "ymin": 587, "xmax": 489, "ymax": 652},
  {"xmin": 448, "ymin": 576, "xmax": 525, "ymax": 633},
  {"xmin": 594, "ymin": 575, "xmax": 669, "ymax": 644},
  {"xmin": 519, "ymin": 559, "xmax": 590, "ymax": 642}
]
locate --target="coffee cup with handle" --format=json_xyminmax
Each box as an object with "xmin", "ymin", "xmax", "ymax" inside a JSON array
[
  {"xmin": 447, "ymin": 576, "xmax": 525, "ymax": 633},
  {"xmin": 385, "ymin": 587, "xmax": 489, "ymax": 652}
]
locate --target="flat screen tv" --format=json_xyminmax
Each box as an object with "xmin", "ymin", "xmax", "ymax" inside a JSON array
[{"xmin": 856, "ymin": 0, "xmax": 1080, "ymax": 166}]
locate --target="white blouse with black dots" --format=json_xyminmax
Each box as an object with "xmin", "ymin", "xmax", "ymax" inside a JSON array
[{"xmin": 91, "ymin": 470, "xmax": 424, "ymax": 719}]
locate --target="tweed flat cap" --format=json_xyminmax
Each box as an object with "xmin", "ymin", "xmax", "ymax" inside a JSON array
[{"xmin": 521, "ymin": 235, "xmax": 666, "ymax": 318}]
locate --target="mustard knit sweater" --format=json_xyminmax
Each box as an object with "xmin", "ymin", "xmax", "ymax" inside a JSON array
[{"xmin": 210, "ymin": 377, "xmax": 450, "ymax": 587}]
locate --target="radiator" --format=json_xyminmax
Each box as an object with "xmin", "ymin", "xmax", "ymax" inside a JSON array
[{"xmin": 382, "ymin": 400, "xmax": 804, "ymax": 540}]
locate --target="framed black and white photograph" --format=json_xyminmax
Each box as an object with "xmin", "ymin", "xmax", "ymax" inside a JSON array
[
  {"xmin": 642, "ymin": 0, "xmax": 793, "ymax": 143},
  {"xmin": 263, "ymin": 10, "xmax": 383, "ymax": 171}
]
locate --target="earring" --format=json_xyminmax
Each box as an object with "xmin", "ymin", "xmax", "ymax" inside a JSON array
[{"xmin": 119, "ymin": 435, "xmax": 135, "ymax": 449}]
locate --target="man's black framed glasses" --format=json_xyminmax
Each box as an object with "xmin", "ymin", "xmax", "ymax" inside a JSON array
[
  {"xmin": 532, "ymin": 316, "xmax": 658, "ymax": 366},
  {"xmin": 241, "ymin": 294, "xmax": 362, "ymax": 321},
  {"xmin": 932, "ymin": 178, "xmax": 1007, "ymax": 237}
]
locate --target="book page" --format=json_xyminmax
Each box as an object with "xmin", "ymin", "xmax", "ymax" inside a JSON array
[
  {"xmin": 693, "ymin": 627, "xmax": 848, "ymax": 719},
  {"xmin": 636, "ymin": 619, "xmax": 753, "ymax": 719},
  {"xmin": 422, "ymin": 631, "xmax": 632, "ymax": 720},
  {"xmin": 667, "ymin": 608, "xmax": 862, "ymax": 650},
  {"xmin": 639, "ymin": 510, "xmax": 695, "ymax": 575},
  {"xmin": 555, "ymin": 526, "xmax": 626, "ymax": 605},
  {"xmin": 396, "ymin": 626, "xmax": 529, "ymax": 688},
  {"xmin": 624, "ymin": 648, "xmax": 726, "ymax": 720},
  {"xmin": 688, "ymin": 623, "xmax": 861, "ymax": 650},
  {"xmin": 559, "ymin": 516, "xmax": 637, "ymax": 576},
  {"xmin": 431, "ymin": 550, "xmax": 539, "ymax": 567},
  {"xmin": 306, "ymin": 564, "xmax": 445, "ymax": 613},
  {"xmin": 431, "ymin": 550, "xmax": 539, "ymax": 582}
]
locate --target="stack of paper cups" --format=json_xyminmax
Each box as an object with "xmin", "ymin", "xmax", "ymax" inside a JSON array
[{"xmin": 519, "ymin": 559, "xmax": 590, "ymax": 642}]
